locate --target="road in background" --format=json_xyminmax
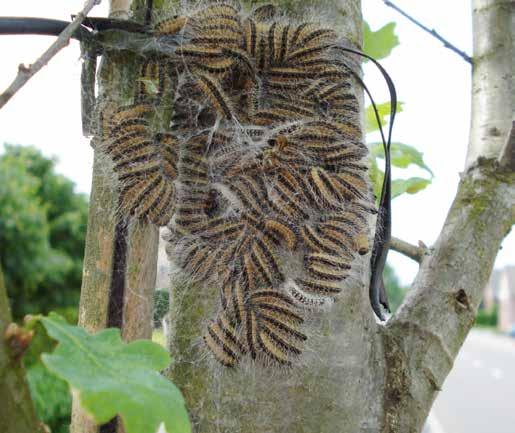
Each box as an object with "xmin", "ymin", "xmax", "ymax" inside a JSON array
[{"xmin": 427, "ymin": 330, "xmax": 515, "ymax": 433}]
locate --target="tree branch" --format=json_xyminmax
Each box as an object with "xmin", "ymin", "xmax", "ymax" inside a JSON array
[
  {"xmin": 466, "ymin": 0, "xmax": 513, "ymax": 167},
  {"xmin": 382, "ymin": 2, "xmax": 515, "ymax": 430},
  {"xmin": 0, "ymin": 0, "xmax": 101, "ymax": 110},
  {"xmin": 389, "ymin": 237, "xmax": 426, "ymax": 263},
  {"xmin": 385, "ymin": 162, "xmax": 514, "ymax": 432},
  {"xmin": 382, "ymin": 0, "xmax": 472, "ymax": 64}
]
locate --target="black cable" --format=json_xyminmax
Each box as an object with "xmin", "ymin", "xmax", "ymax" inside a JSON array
[
  {"xmin": 336, "ymin": 45, "xmax": 397, "ymax": 321},
  {"xmin": 0, "ymin": 16, "xmax": 149, "ymax": 40},
  {"xmin": 0, "ymin": 17, "xmax": 90, "ymax": 40},
  {"xmin": 80, "ymin": 16, "xmax": 149, "ymax": 33}
]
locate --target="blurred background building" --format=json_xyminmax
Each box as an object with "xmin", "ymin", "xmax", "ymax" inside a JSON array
[{"xmin": 483, "ymin": 266, "xmax": 515, "ymax": 333}]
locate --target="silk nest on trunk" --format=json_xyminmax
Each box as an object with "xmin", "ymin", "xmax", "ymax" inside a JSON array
[{"xmin": 98, "ymin": 1, "xmax": 375, "ymax": 368}]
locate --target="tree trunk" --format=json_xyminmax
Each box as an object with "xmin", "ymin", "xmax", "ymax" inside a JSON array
[
  {"xmin": 164, "ymin": 1, "xmax": 515, "ymax": 432},
  {"xmin": 383, "ymin": 1, "xmax": 515, "ymax": 431},
  {"xmin": 164, "ymin": 1, "xmax": 385, "ymax": 432},
  {"xmin": 72, "ymin": 1, "xmax": 160, "ymax": 432},
  {"xmin": 0, "ymin": 266, "xmax": 44, "ymax": 433}
]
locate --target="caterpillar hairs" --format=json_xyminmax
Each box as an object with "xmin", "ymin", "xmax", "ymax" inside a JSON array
[{"xmin": 98, "ymin": 1, "xmax": 396, "ymax": 367}]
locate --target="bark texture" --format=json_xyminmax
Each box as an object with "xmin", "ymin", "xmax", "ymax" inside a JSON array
[
  {"xmin": 380, "ymin": 2, "xmax": 515, "ymax": 430},
  {"xmin": 466, "ymin": 0, "xmax": 514, "ymax": 168},
  {"xmin": 0, "ymin": 266, "xmax": 44, "ymax": 433},
  {"xmin": 110, "ymin": 0, "xmax": 132, "ymax": 19},
  {"xmin": 72, "ymin": 1, "xmax": 159, "ymax": 432},
  {"xmin": 384, "ymin": 163, "xmax": 514, "ymax": 432}
]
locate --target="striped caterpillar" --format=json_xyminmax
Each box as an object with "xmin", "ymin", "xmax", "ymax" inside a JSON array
[
  {"xmin": 99, "ymin": 2, "xmax": 382, "ymax": 367},
  {"xmin": 99, "ymin": 102, "xmax": 177, "ymax": 226}
]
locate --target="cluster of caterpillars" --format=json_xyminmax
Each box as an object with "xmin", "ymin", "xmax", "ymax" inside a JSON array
[{"xmin": 99, "ymin": 2, "xmax": 375, "ymax": 367}]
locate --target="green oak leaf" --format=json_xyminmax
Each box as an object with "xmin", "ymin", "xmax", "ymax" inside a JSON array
[
  {"xmin": 363, "ymin": 21, "xmax": 399, "ymax": 61},
  {"xmin": 40, "ymin": 313, "xmax": 191, "ymax": 433},
  {"xmin": 365, "ymin": 102, "xmax": 403, "ymax": 133},
  {"xmin": 391, "ymin": 178, "xmax": 431, "ymax": 199},
  {"xmin": 370, "ymin": 142, "xmax": 433, "ymax": 176}
]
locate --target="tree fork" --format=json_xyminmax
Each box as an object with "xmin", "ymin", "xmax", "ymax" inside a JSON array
[
  {"xmin": 384, "ymin": 162, "xmax": 514, "ymax": 432},
  {"xmin": 382, "ymin": 0, "xmax": 515, "ymax": 430}
]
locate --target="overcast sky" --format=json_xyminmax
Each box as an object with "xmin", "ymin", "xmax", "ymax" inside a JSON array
[{"xmin": 0, "ymin": 0, "xmax": 513, "ymax": 284}]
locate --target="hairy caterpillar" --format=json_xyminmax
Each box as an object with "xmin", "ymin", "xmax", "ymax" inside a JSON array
[
  {"xmin": 99, "ymin": 2, "xmax": 396, "ymax": 367},
  {"xmin": 251, "ymin": 4, "xmax": 278, "ymax": 22},
  {"xmin": 136, "ymin": 58, "xmax": 170, "ymax": 101},
  {"xmin": 100, "ymin": 104, "xmax": 177, "ymax": 226},
  {"xmin": 195, "ymin": 73, "xmax": 235, "ymax": 119}
]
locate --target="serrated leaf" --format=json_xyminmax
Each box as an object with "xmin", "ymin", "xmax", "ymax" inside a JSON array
[
  {"xmin": 363, "ymin": 21, "xmax": 399, "ymax": 61},
  {"xmin": 370, "ymin": 142, "xmax": 433, "ymax": 176},
  {"xmin": 391, "ymin": 178, "xmax": 431, "ymax": 199},
  {"xmin": 365, "ymin": 102, "xmax": 403, "ymax": 133},
  {"xmin": 40, "ymin": 313, "xmax": 191, "ymax": 433}
]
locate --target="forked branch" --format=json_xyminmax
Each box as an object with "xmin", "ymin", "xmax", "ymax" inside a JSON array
[
  {"xmin": 0, "ymin": 0, "xmax": 101, "ymax": 110},
  {"xmin": 382, "ymin": 1, "xmax": 515, "ymax": 430}
]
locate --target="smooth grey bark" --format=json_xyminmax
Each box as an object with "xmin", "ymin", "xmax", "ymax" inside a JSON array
[
  {"xmin": 466, "ymin": 0, "xmax": 514, "ymax": 168},
  {"xmin": 164, "ymin": 1, "xmax": 515, "ymax": 433}
]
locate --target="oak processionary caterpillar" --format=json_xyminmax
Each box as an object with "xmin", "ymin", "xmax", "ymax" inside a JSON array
[{"xmin": 99, "ymin": 2, "xmax": 376, "ymax": 368}]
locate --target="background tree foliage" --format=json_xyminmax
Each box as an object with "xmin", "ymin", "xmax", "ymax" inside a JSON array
[
  {"xmin": 0, "ymin": 144, "xmax": 88, "ymax": 320},
  {"xmin": 0, "ymin": 144, "xmax": 89, "ymax": 433}
]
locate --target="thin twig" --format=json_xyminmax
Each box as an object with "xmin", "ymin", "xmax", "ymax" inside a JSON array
[
  {"xmin": 382, "ymin": 0, "xmax": 473, "ymax": 65},
  {"xmin": 390, "ymin": 237, "xmax": 427, "ymax": 263},
  {"xmin": 0, "ymin": 0, "xmax": 101, "ymax": 110}
]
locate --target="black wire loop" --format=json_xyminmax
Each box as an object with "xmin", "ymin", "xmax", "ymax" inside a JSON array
[{"xmin": 336, "ymin": 45, "xmax": 397, "ymax": 320}]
